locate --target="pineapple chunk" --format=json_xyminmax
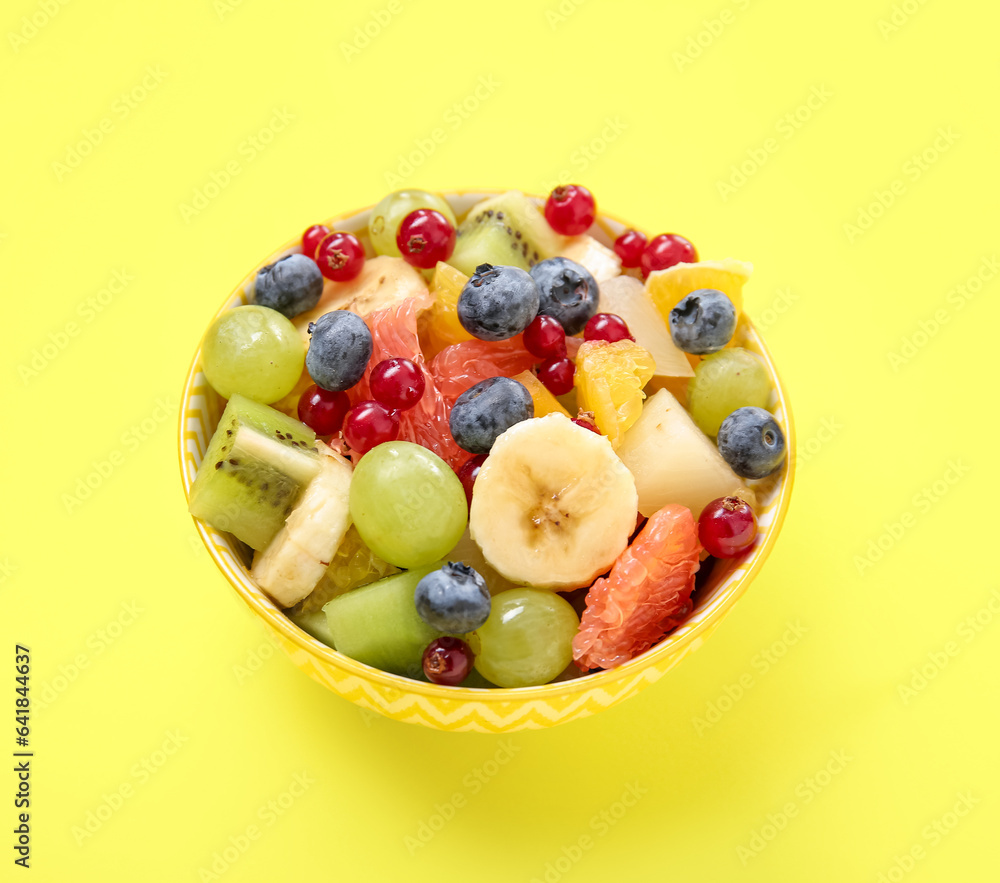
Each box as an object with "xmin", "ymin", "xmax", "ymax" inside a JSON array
[{"xmin": 560, "ymin": 235, "xmax": 622, "ymax": 283}]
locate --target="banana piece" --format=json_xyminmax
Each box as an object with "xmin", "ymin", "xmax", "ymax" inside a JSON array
[
  {"xmin": 469, "ymin": 414, "xmax": 638, "ymax": 590},
  {"xmin": 251, "ymin": 445, "xmax": 353, "ymax": 607}
]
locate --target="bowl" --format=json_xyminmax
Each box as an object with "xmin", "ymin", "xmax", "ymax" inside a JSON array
[{"xmin": 178, "ymin": 191, "xmax": 795, "ymax": 733}]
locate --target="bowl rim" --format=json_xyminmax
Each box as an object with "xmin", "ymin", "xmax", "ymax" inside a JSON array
[{"xmin": 178, "ymin": 189, "xmax": 795, "ymax": 703}]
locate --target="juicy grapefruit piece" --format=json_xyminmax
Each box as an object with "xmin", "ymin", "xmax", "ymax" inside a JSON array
[
  {"xmin": 572, "ymin": 504, "xmax": 702, "ymax": 671},
  {"xmin": 429, "ymin": 336, "xmax": 537, "ymax": 404}
]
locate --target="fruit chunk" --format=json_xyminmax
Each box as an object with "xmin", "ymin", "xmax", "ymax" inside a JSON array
[
  {"xmin": 616, "ymin": 388, "xmax": 745, "ymax": 519},
  {"xmin": 429, "ymin": 337, "xmax": 537, "ymax": 405},
  {"xmin": 287, "ymin": 607, "xmax": 336, "ymax": 647},
  {"xmin": 511, "ymin": 370, "xmax": 570, "ymax": 417},
  {"xmin": 324, "ymin": 564, "xmax": 447, "ymax": 678},
  {"xmin": 469, "ymin": 414, "xmax": 638, "ymax": 590},
  {"xmin": 574, "ymin": 339, "xmax": 656, "ymax": 448},
  {"xmin": 450, "ymin": 191, "xmax": 567, "ymax": 276},
  {"xmin": 560, "ymin": 235, "xmax": 622, "ymax": 283},
  {"xmin": 422, "ymin": 262, "xmax": 474, "ymax": 355},
  {"xmin": 573, "ymin": 504, "xmax": 701, "ymax": 671},
  {"xmin": 687, "ymin": 348, "xmax": 771, "ymax": 437},
  {"xmin": 250, "ymin": 445, "xmax": 354, "ymax": 607},
  {"xmin": 645, "ymin": 258, "xmax": 751, "ymax": 321},
  {"xmin": 188, "ymin": 395, "xmax": 320, "ymax": 551}
]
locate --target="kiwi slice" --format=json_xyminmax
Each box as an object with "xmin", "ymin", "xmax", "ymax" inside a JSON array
[
  {"xmin": 450, "ymin": 191, "xmax": 565, "ymax": 276},
  {"xmin": 188, "ymin": 394, "xmax": 320, "ymax": 551}
]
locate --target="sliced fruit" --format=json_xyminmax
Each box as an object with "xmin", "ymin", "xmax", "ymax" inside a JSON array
[
  {"xmin": 512, "ymin": 370, "xmax": 570, "ymax": 417},
  {"xmin": 644, "ymin": 258, "xmax": 752, "ymax": 321},
  {"xmin": 574, "ymin": 339, "xmax": 656, "ymax": 448},
  {"xmin": 616, "ymin": 387, "xmax": 745, "ymax": 519},
  {"xmin": 188, "ymin": 395, "xmax": 320, "ymax": 551},
  {"xmin": 287, "ymin": 607, "xmax": 336, "ymax": 647},
  {"xmin": 422, "ymin": 261, "xmax": 474, "ymax": 356},
  {"xmin": 469, "ymin": 414, "xmax": 638, "ymax": 590},
  {"xmin": 597, "ymin": 276, "xmax": 694, "ymax": 383},
  {"xmin": 560, "ymin": 235, "xmax": 622, "ymax": 283},
  {"xmin": 429, "ymin": 336, "xmax": 537, "ymax": 405},
  {"xmin": 573, "ymin": 504, "xmax": 701, "ymax": 671},
  {"xmin": 251, "ymin": 445, "xmax": 354, "ymax": 607},
  {"xmin": 450, "ymin": 191, "xmax": 568, "ymax": 276}
]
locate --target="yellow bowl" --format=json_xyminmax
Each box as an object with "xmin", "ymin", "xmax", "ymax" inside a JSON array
[{"xmin": 178, "ymin": 192, "xmax": 795, "ymax": 733}]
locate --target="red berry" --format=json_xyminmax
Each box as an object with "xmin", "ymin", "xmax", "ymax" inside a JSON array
[
  {"xmin": 522, "ymin": 314, "xmax": 567, "ymax": 359},
  {"xmin": 584, "ymin": 312, "xmax": 634, "ymax": 343},
  {"xmin": 544, "ymin": 185, "xmax": 596, "ymax": 236},
  {"xmin": 297, "ymin": 384, "xmax": 350, "ymax": 436},
  {"xmin": 641, "ymin": 233, "xmax": 698, "ymax": 277},
  {"xmin": 302, "ymin": 224, "xmax": 331, "ymax": 260},
  {"xmin": 456, "ymin": 454, "xmax": 487, "ymax": 509},
  {"xmin": 422, "ymin": 636, "xmax": 473, "ymax": 686},
  {"xmin": 698, "ymin": 496, "xmax": 758, "ymax": 558},
  {"xmin": 572, "ymin": 411, "xmax": 600, "ymax": 434},
  {"xmin": 537, "ymin": 356, "xmax": 575, "ymax": 395},
  {"xmin": 369, "ymin": 358, "xmax": 425, "ymax": 411},
  {"xmin": 342, "ymin": 400, "xmax": 399, "ymax": 455},
  {"xmin": 613, "ymin": 229, "xmax": 647, "ymax": 268},
  {"xmin": 396, "ymin": 209, "xmax": 456, "ymax": 269},
  {"xmin": 316, "ymin": 232, "xmax": 365, "ymax": 282}
]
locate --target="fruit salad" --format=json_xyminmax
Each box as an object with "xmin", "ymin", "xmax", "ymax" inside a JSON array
[{"xmin": 187, "ymin": 186, "xmax": 787, "ymax": 689}]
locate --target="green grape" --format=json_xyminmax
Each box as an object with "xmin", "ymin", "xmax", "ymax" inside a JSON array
[
  {"xmin": 688, "ymin": 347, "xmax": 771, "ymax": 437},
  {"xmin": 349, "ymin": 441, "xmax": 467, "ymax": 569},
  {"xmin": 474, "ymin": 588, "xmax": 579, "ymax": 688},
  {"xmin": 368, "ymin": 189, "xmax": 457, "ymax": 257},
  {"xmin": 201, "ymin": 305, "xmax": 304, "ymax": 404}
]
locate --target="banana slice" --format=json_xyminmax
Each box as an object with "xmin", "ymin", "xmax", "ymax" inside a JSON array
[
  {"xmin": 469, "ymin": 414, "xmax": 638, "ymax": 590},
  {"xmin": 252, "ymin": 445, "xmax": 353, "ymax": 607}
]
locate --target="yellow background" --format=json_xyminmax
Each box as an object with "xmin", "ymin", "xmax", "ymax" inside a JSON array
[{"xmin": 3, "ymin": 0, "xmax": 997, "ymax": 879}]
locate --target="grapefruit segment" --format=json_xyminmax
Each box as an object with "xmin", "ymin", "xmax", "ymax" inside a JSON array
[{"xmin": 429, "ymin": 336, "xmax": 537, "ymax": 404}]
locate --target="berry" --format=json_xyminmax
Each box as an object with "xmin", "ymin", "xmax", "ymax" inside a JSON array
[
  {"xmin": 530, "ymin": 257, "xmax": 599, "ymax": 335},
  {"xmin": 414, "ymin": 562, "xmax": 491, "ymax": 633},
  {"xmin": 302, "ymin": 224, "xmax": 331, "ymax": 260},
  {"xmin": 536, "ymin": 356, "xmax": 575, "ymax": 396},
  {"xmin": 370, "ymin": 358, "xmax": 425, "ymax": 410},
  {"xmin": 297, "ymin": 384, "xmax": 350, "ymax": 435},
  {"xmin": 253, "ymin": 254, "xmax": 323, "ymax": 319},
  {"xmin": 343, "ymin": 400, "xmax": 400, "ymax": 455},
  {"xmin": 523, "ymin": 314, "xmax": 567, "ymax": 359},
  {"xmin": 668, "ymin": 289, "xmax": 737, "ymax": 354},
  {"xmin": 717, "ymin": 407, "xmax": 786, "ymax": 479},
  {"xmin": 572, "ymin": 411, "xmax": 600, "ymax": 434},
  {"xmin": 315, "ymin": 231, "xmax": 365, "ymax": 282},
  {"xmin": 422, "ymin": 636, "xmax": 474, "ymax": 687},
  {"xmin": 396, "ymin": 209, "xmax": 456, "ymax": 269},
  {"xmin": 613, "ymin": 229, "xmax": 647, "ymax": 268},
  {"xmin": 306, "ymin": 310, "xmax": 373, "ymax": 392},
  {"xmin": 641, "ymin": 233, "xmax": 698, "ymax": 277},
  {"xmin": 584, "ymin": 312, "xmax": 634, "ymax": 343},
  {"xmin": 456, "ymin": 454, "xmax": 486, "ymax": 508},
  {"xmin": 449, "ymin": 376, "xmax": 534, "ymax": 454},
  {"xmin": 544, "ymin": 185, "xmax": 596, "ymax": 236},
  {"xmin": 457, "ymin": 263, "xmax": 540, "ymax": 342},
  {"xmin": 698, "ymin": 496, "xmax": 758, "ymax": 558}
]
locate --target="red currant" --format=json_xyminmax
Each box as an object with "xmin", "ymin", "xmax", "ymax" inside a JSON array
[
  {"xmin": 422, "ymin": 636, "xmax": 473, "ymax": 686},
  {"xmin": 641, "ymin": 233, "xmax": 698, "ymax": 277},
  {"xmin": 396, "ymin": 209, "xmax": 456, "ymax": 269},
  {"xmin": 572, "ymin": 411, "xmax": 600, "ymax": 434},
  {"xmin": 613, "ymin": 229, "xmax": 647, "ymax": 268},
  {"xmin": 584, "ymin": 312, "xmax": 634, "ymax": 343},
  {"xmin": 537, "ymin": 356, "xmax": 575, "ymax": 395},
  {"xmin": 369, "ymin": 358, "xmax": 425, "ymax": 411},
  {"xmin": 698, "ymin": 496, "xmax": 758, "ymax": 558},
  {"xmin": 302, "ymin": 224, "xmax": 331, "ymax": 260},
  {"xmin": 522, "ymin": 314, "xmax": 567, "ymax": 359},
  {"xmin": 544, "ymin": 185, "xmax": 596, "ymax": 236},
  {"xmin": 342, "ymin": 400, "xmax": 399, "ymax": 455},
  {"xmin": 315, "ymin": 232, "xmax": 365, "ymax": 282},
  {"xmin": 297, "ymin": 384, "xmax": 350, "ymax": 436},
  {"xmin": 456, "ymin": 454, "xmax": 487, "ymax": 509}
]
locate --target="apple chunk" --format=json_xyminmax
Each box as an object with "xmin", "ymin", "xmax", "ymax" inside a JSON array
[{"xmin": 617, "ymin": 388, "xmax": 745, "ymax": 518}]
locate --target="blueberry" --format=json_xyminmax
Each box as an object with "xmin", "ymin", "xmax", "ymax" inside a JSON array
[
  {"xmin": 457, "ymin": 264, "xmax": 540, "ymax": 341},
  {"xmin": 253, "ymin": 254, "xmax": 324, "ymax": 319},
  {"xmin": 449, "ymin": 376, "xmax": 533, "ymax": 454},
  {"xmin": 305, "ymin": 311, "xmax": 372, "ymax": 392},
  {"xmin": 414, "ymin": 562, "xmax": 491, "ymax": 633},
  {"xmin": 529, "ymin": 257, "xmax": 599, "ymax": 335},
  {"xmin": 668, "ymin": 289, "xmax": 737, "ymax": 355},
  {"xmin": 717, "ymin": 407, "xmax": 786, "ymax": 479}
]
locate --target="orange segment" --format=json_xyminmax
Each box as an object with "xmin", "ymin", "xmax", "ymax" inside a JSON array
[
  {"xmin": 574, "ymin": 340, "xmax": 655, "ymax": 448},
  {"xmin": 512, "ymin": 370, "xmax": 570, "ymax": 417},
  {"xmin": 422, "ymin": 262, "xmax": 474, "ymax": 357},
  {"xmin": 644, "ymin": 258, "xmax": 752, "ymax": 322}
]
